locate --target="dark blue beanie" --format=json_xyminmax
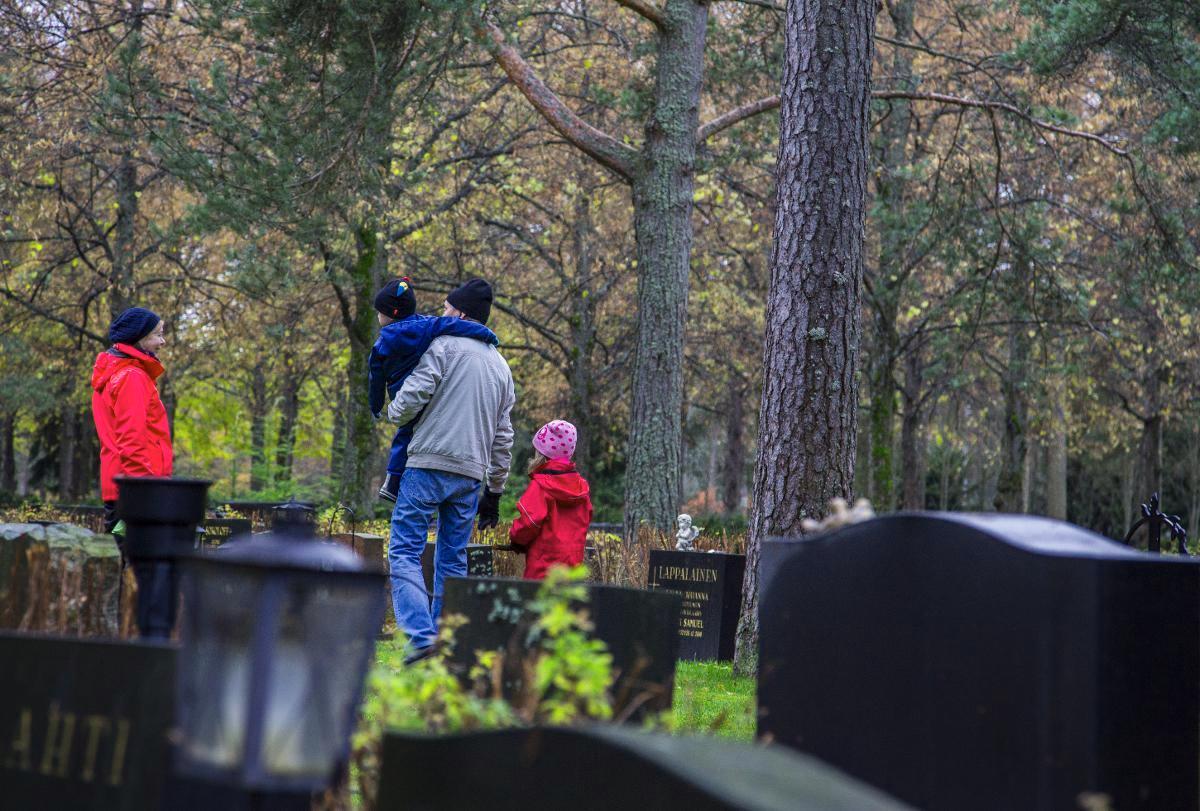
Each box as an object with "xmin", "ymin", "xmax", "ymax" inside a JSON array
[{"xmin": 108, "ymin": 307, "xmax": 161, "ymax": 346}]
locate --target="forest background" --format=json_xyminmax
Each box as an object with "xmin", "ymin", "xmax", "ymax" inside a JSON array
[{"xmin": 1, "ymin": 0, "xmax": 1198, "ymax": 544}]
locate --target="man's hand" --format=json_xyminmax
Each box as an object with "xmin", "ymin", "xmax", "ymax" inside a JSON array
[{"xmin": 476, "ymin": 489, "xmax": 502, "ymax": 529}]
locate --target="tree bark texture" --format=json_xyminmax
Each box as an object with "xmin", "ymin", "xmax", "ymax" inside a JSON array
[
  {"xmin": 734, "ymin": 0, "xmax": 877, "ymax": 677},
  {"xmin": 567, "ymin": 181, "xmax": 599, "ymax": 476},
  {"xmin": 622, "ymin": 0, "xmax": 709, "ymax": 539},
  {"xmin": 249, "ymin": 372, "xmax": 269, "ymax": 492},
  {"xmin": 275, "ymin": 372, "xmax": 301, "ymax": 485}
]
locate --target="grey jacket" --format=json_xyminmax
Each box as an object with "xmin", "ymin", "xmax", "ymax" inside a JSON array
[{"xmin": 388, "ymin": 334, "xmax": 516, "ymax": 492}]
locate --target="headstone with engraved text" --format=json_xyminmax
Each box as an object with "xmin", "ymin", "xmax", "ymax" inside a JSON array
[{"xmin": 647, "ymin": 550, "xmax": 744, "ymax": 661}]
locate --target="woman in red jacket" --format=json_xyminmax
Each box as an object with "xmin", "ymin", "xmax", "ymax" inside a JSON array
[
  {"xmin": 91, "ymin": 307, "xmax": 171, "ymax": 535},
  {"xmin": 509, "ymin": 420, "xmax": 592, "ymax": 579}
]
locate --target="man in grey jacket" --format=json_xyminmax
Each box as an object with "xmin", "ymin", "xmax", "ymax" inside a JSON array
[{"xmin": 387, "ymin": 278, "xmax": 515, "ymax": 664}]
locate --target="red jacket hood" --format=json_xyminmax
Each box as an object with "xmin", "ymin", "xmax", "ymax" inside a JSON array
[
  {"xmin": 532, "ymin": 459, "xmax": 590, "ymax": 503},
  {"xmin": 91, "ymin": 344, "xmax": 164, "ymax": 393}
]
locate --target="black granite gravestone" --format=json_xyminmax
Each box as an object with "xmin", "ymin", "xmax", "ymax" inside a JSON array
[
  {"xmin": 420, "ymin": 541, "xmax": 493, "ymax": 595},
  {"xmin": 376, "ymin": 726, "xmax": 911, "ymax": 810},
  {"xmin": 442, "ymin": 577, "xmax": 681, "ymax": 718},
  {"xmin": 0, "ymin": 633, "xmax": 174, "ymax": 810},
  {"xmin": 197, "ymin": 519, "xmax": 252, "ymax": 551},
  {"xmin": 758, "ymin": 513, "xmax": 1200, "ymax": 811},
  {"xmin": 647, "ymin": 550, "xmax": 744, "ymax": 661}
]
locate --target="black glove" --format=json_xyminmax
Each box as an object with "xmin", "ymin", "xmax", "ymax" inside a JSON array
[{"xmin": 476, "ymin": 489, "xmax": 502, "ymax": 530}]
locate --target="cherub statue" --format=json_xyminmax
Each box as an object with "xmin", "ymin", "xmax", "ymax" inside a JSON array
[{"xmin": 675, "ymin": 513, "xmax": 703, "ymax": 551}]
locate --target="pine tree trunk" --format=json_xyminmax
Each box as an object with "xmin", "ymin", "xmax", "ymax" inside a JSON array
[
  {"xmin": 994, "ymin": 255, "xmax": 1032, "ymax": 513},
  {"xmin": 57, "ymin": 402, "xmax": 76, "ymax": 499},
  {"xmin": 721, "ymin": 388, "xmax": 746, "ymax": 513},
  {"xmin": 1045, "ymin": 363, "xmax": 1069, "ymax": 519},
  {"xmin": 865, "ymin": 0, "xmax": 915, "ymax": 513},
  {"xmin": 275, "ymin": 374, "xmax": 300, "ymax": 485},
  {"xmin": 899, "ymin": 345, "xmax": 926, "ymax": 510},
  {"xmin": 336, "ymin": 224, "xmax": 388, "ymax": 513},
  {"xmin": 1, "ymin": 413, "xmax": 15, "ymax": 494},
  {"xmin": 622, "ymin": 0, "xmax": 709, "ymax": 540},
  {"xmin": 249, "ymin": 373, "xmax": 269, "ymax": 492},
  {"xmin": 733, "ymin": 0, "xmax": 877, "ymax": 677},
  {"xmin": 567, "ymin": 175, "xmax": 598, "ymax": 477}
]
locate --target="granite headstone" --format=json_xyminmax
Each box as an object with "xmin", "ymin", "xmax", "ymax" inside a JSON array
[
  {"xmin": 0, "ymin": 633, "xmax": 175, "ymax": 810},
  {"xmin": 442, "ymin": 577, "xmax": 681, "ymax": 718},
  {"xmin": 758, "ymin": 513, "xmax": 1200, "ymax": 811},
  {"xmin": 647, "ymin": 550, "xmax": 744, "ymax": 661},
  {"xmin": 420, "ymin": 541, "xmax": 494, "ymax": 595},
  {"xmin": 376, "ymin": 726, "xmax": 911, "ymax": 810}
]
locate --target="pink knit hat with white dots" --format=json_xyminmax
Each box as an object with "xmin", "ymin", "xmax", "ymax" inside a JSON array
[{"xmin": 532, "ymin": 420, "xmax": 577, "ymax": 461}]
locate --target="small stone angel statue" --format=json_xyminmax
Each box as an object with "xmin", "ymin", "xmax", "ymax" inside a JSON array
[{"xmin": 675, "ymin": 513, "xmax": 703, "ymax": 551}]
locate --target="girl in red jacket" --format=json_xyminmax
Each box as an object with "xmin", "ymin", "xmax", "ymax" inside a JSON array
[
  {"xmin": 91, "ymin": 307, "xmax": 172, "ymax": 534},
  {"xmin": 509, "ymin": 420, "xmax": 592, "ymax": 579}
]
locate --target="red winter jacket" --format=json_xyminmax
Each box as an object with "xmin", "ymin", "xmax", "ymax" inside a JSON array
[
  {"xmin": 509, "ymin": 459, "xmax": 592, "ymax": 580},
  {"xmin": 91, "ymin": 344, "xmax": 173, "ymax": 501}
]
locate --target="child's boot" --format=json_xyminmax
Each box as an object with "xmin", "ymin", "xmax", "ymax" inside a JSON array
[{"xmin": 378, "ymin": 473, "xmax": 401, "ymax": 502}]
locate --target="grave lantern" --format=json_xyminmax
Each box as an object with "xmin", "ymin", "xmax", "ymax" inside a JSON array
[
  {"xmin": 272, "ymin": 497, "xmax": 317, "ymax": 537},
  {"xmin": 174, "ymin": 531, "xmax": 385, "ymax": 793},
  {"xmin": 115, "ymin": 476, "xmax": 211, "ymax": 638}
]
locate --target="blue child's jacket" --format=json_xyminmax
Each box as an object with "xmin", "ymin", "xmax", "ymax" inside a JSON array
[{"xmin": 368, "ymin": 315, "xmax": 498, "ymax": 418}]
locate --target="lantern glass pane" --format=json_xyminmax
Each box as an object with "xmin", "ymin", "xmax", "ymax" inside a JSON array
[
  {"xmin": 261, "ymin": 575, "xmax": 381, "ymax": 778},
  {"xmin": 178, "ymin": 566, "xmax": 261, "ymax": 769}
]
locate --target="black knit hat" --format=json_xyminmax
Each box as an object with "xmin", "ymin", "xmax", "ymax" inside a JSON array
[
  {"xmin": 446, "ymin": 278, "xmax": 493, "ymax": 324},
  {"xmin": 108, "ymin": 307, "xmax": 161, "ymax": 345},
  {"xmin": 374, "ymin": 278, "xmax": 416, "ymax": 320}
]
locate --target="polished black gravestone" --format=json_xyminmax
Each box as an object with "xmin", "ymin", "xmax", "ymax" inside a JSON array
[
  {"xmin": 0, "ymin": 632, "xmax": 174, "ymax": 810},
  {"xmin": 758, "ymin": 513, "xmax": 1200, "ymax": 811},
  {"xmin": 420, "ymin": 541, "xmax": 493, "ymax": 595},
  {"xmin": 376, "ymin": 726, "xmax": 911, "ymax": 811},
  {"xmin": 442, "ymin": 577, "xmax": 681, "ymax": 717},
  {"xmin": 647, "ymin": 550, "xmax": 744, "ymax": 661},
  {"xmin": 196, "ymin": 518, "xmax": 252, "ymax": 550}
]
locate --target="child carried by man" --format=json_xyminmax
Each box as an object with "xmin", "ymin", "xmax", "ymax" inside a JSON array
[{"xmin": 369, "ymin": 277, "xmax": 498, "ymax": 501}]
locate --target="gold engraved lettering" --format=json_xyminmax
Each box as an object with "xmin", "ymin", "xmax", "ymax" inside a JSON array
[
  {"xmin": 80, "ymin": 715, "xmax": 111, "ymax": 783},
  {"xmin": 5, "ymin": 708, "xmax": 33, "ymax": 771},
  {"xmin": 40, "ymin": 702, "xmax": 77, "ymax": 778},
  {"xmin": 108, "ymin": 718, "xmax": 130, "ymax": 787}
]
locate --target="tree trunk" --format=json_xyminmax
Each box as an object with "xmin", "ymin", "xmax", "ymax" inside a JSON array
[
  {"xmin": 622, "ymin": 0, "xmax": 709, "ymax": 541},
  {"xmin": 334, "ymin": 223, "xmax": 388, "ymax": 513},
  {"xmin": 567, "ymin": 174, "xmax": 598, "ymax": 477},
  {"xmin": 275, "ymin": 373, "xmax": 300, "ymax": 485},
  {"xmin": 721, "ymin": 387, "xmax": 746, "ymax": 513},
  {"xmin": 248, "ymin": 372, "xmax": 269, "ymax": 492},
  {"xmin": 1, "ymin": 413, "xmax": 15, "ymax": 494},
  {"xmin": 57, "ymin": 402, "xmax": 77, "ymax": 500},
  {"xmin": 1045, "ymin": 369, "xmax": 1068, "ymax": 520},
  {"xmin": 994, "ymin": 256, "xmax": 1032, "ymax": 513},
  {"xmin": 899, "ymin": 345, "xmax": 926, "ymax": 510},
  {"xmin": 864, "ymin": 0, "xmax": 915, "ymax": 513},
  {"xmin": 109, "ymin": 153, "xmax": 137, "ymax": 319},
  {"xmin": 734, "ymin": 0, "xmax": 877, "ymax": 677}
]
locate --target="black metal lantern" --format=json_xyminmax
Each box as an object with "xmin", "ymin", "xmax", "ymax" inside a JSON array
[
  {"xmin": 115, "ymin": 476, "xmax": 211, "ymax": 638},
  {"xmin": 174, "ymin": 532, "xmax": 385, "ymax": 792},
  {"xmin": 272, "ymin": 498, "xmax": 317, "ymax": 538}
]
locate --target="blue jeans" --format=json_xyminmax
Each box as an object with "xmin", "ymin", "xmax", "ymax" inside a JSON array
[{"xmin": 388, "ymin": 467, "xmax": 481, "ymax": 651}]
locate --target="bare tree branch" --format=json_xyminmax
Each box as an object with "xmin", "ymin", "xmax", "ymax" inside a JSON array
[
  {"xmin": 478, "ymin": 22, "xmax": 637, "ymax": 180},
  {"xmin": 611, "ymin": 0, "xmax": 665, "ymax": 29},
  {"xmin": 697, "ymin": 95, "xmax": 780, "ymax": 143},
  {"xmin": 697, "ymin": 91, "xmax": 1130, "ymax": 156}
]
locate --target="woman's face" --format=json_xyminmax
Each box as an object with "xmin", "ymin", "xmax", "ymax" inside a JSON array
[{"xmin": 137, "ymin": 321, "xmax": 166, "ymax": 354}]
